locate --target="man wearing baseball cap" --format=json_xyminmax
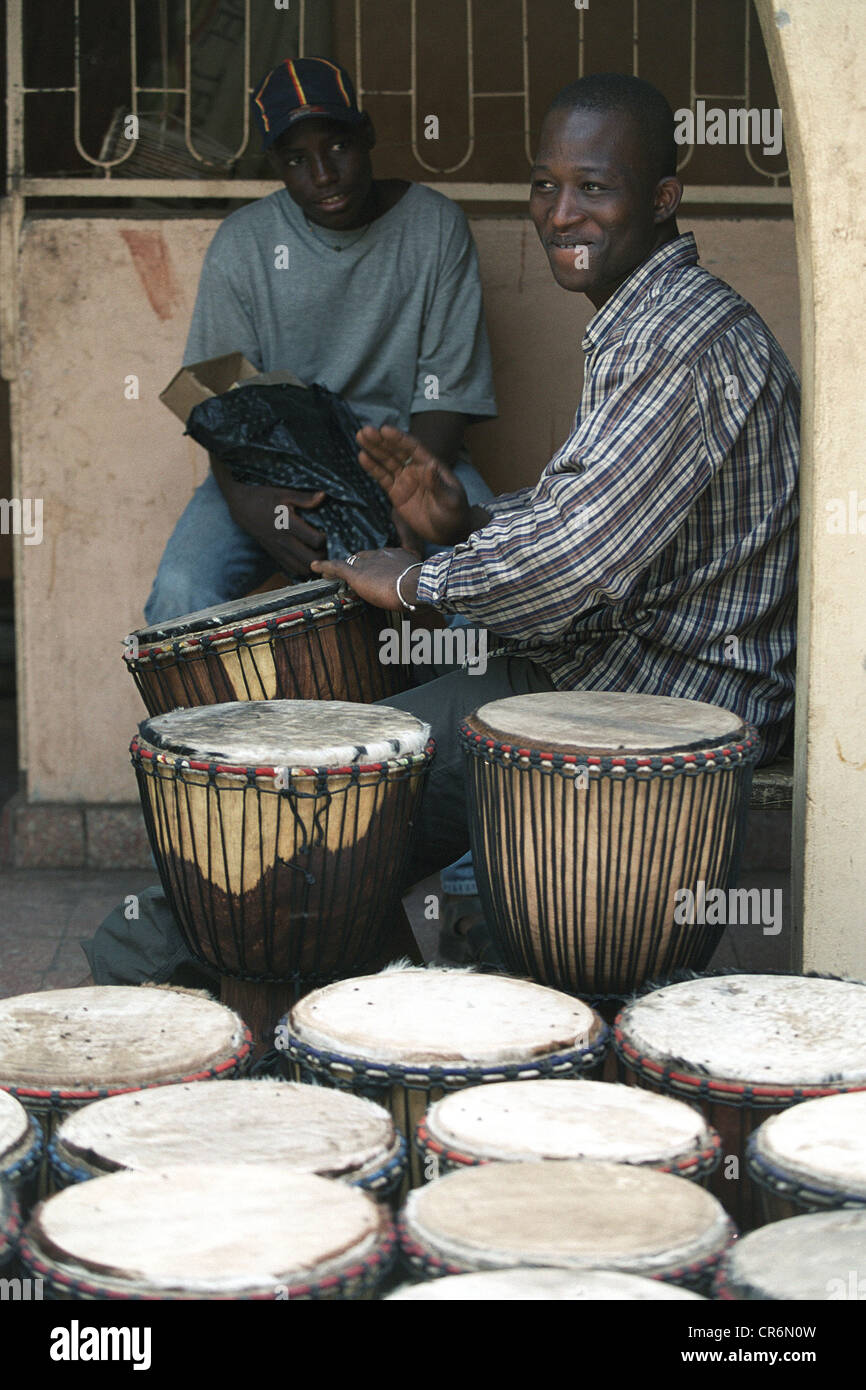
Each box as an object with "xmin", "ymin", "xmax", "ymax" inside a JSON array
[{"xmin": 144, "ymin": 56, "xmax": 497, "ymax": 623}]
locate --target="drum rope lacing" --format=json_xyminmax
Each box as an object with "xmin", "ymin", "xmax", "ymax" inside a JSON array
[
  {"xmin": 712, "ymin": 1265, "xmax": 771, "ymax": 1302},
  {"xmin": 0, "ymin": 1035, "xmax": 253, "ymax": 1115},
  {"xmin": 280, "ymin": 1025, "xmax": 611, "ymax": 1093}
]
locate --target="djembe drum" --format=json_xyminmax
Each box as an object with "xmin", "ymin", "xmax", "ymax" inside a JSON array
[
  {"xmin": 385, "ymin": 1269, "xmax": 707, "ymax": 1301},
  {"xmin": 281, "ymin": 966, "xmax": 608, "ymax": 1187},
  {"xmin": 0, "ymin": 986, "xmax": 250, "ymax": 1173},
  {"xmin": 19, "ymin": 1163, "xmax": 396, "ymax": 1300},
  {"xmin": 615, "ymin": 973, "xmax": 866, "ymax": 1231},
  {"xmin": 459, "ymin": 691, "xmax": 759, "ymax": 999},
  {"xmin": 416, "ymin": 1079, "xmax": 720, "ymax": 1183},
  {"xmin": 124, "ymin": 578, "xmax": 409, "ymax": 715},
  {"xmin": 714, "ymin": 1210, "xmax": 866, "ymax": 1301},
  {"xmin": 747, "ymin": 1091, "xmax": 866, "ymax": 1223},
  {"xmin": 0, "ymin": 1090, "xmax": 43, "ymax": 1213},
  {"xmin": 49, "ymin": 1079, "xmax": 406, "ymax": 1201},
  {"xmin": 399, "ymin": 1161, "xmax": 735, "ymax": 1293},
  {"xmin": 131, "ymin": 701, "xmax": 434, "ymax": 1049}
]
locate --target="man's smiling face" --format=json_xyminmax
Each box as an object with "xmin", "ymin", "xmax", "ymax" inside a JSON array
[
  {"xmin": 271, "ymin": 116, "xmax": 376, "ymax": 229},
  {"xmin": 530, "ymin": 105, "xmax": 680, "ymax": 309}
]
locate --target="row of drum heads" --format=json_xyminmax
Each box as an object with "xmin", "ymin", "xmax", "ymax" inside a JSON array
[{"xmin": 1, "ymin": 967, "xmax": 865, "ymax": 1298}]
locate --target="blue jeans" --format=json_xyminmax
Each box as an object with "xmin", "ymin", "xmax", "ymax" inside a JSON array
[{"xmin": 144, "ymin": 462, "xmax": 495, "ymax": 625}]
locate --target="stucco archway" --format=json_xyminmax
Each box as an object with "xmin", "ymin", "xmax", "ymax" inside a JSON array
[{"xmin": 756, "ymin": 0, "xmax": 866, "ymax": 974}]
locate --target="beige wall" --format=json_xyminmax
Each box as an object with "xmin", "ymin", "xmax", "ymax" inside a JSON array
[
  {"xmin": 13, "ymin": 212, "xmax": 798, "ymax": 802},
  {"xmin": 473, "ymin": 216, "xmax": 800, "ymax": 492}
]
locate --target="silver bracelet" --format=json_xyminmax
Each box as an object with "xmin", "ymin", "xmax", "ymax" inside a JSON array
[{"xmin": 396, "ymin": 562, "xmax": 424, "ymax": 612}]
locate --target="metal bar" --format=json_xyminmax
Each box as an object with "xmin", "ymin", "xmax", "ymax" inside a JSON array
[
  {"xmin": 3, "ymin": 1, "xmax": 25, "ymax": 377},
  {"xmin": 355, "ymin": 0, "xmax": 362, "ymax": 110},
  {"xmin": 13, "ymin": 178, "xmax": 793, "ymax": 203},
  {"xmin": 743, "ymin": 0, "xmax": 788, "ymax": 181},
  {"xmin": 522, "ymin": 0, "xmax": 531, "ymax": 166},
  {"xmin": 678, "ymin": 0, "xmax": 698, "ymax": 174},
  {"xmin": 6, "ymin": 0, "xmax": 24, "ymax": 194},
  {"xmin": 411, "ymin": 0, "xmax": 475, "ymax": 174},
  {"xmin": 9, "ymin": 0, "xmax": 794, "ymax": 200},
  {"xmin": 184, "ymin": 0, "xmax": 251, "ymax": 165},
  {"xmin": 3, "ymin": 1, "xmax": 26, "ymax": 770},
  {"xmin": 73, "ymin": 0, "xmax": 138, "ymax": 169}
]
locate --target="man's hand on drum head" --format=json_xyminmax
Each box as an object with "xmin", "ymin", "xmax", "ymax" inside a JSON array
[
  {"xmin": 312, "ymin": 546, "xmax": 424, "ymax": 611},
  {"xmin": 356, "ymin": 424, "xmax": 474, "ymax": 546}
]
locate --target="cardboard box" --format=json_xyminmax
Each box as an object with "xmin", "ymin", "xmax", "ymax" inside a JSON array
[{"xmin": 160, "ymin": 353, "xmax": 306, "ymax": 425}]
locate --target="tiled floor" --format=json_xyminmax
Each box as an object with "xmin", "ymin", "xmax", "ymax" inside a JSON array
[
  {"xmin": 0, "ymin": 864, "xmax": 790, "ymax": 1002},
  {"xmin": 0, "ymin": 868, "xmax": 158, "ymax": 997}
]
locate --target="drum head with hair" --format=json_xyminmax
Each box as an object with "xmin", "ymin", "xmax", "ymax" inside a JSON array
[
  {"xmin": 750, "ymin": 1090, "xmax": 866, "ymax": 1198},
  {"xmin": 618, "ymin": 974, "xmax": 866, "ymax": 1087},
  {"xmin": 289, "ymin": 967, "xmax": 600, "ymax": 1065},
  {"xmin": 0, "ymin": 987, "xmax": 247, "ymax": 1094},
  {"xmin": 25, "ymin": 1163, "xmax": 389, "ymax": 1296},
  {"xmin": 139, "ymin": 699, "xmax": 431, "ymax": 768},
  {"xmin": 423, "ymin": 1078, "xmax": 715, "ymax": 1166},
  {"xmin": 53, "ymin": 1079, "xmax": 398, "ymax": 1181}
]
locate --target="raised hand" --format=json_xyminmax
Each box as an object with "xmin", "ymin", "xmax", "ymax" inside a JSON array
[{"xmin": 356, "ymin": 424, "xmax": 473, "ymax": 546}]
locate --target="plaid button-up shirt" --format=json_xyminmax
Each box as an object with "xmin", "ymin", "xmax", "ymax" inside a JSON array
[{"xmin": 416, "ymin": 232, "xmax": 799, "ymax": 763}]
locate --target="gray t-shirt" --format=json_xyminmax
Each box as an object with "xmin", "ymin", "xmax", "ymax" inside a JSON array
[{"xmin": 184, "ymin": 182, "xmax": 497, "ymax": 431}]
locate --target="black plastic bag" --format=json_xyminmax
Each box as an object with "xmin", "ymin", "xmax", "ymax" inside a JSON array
[{"xmin": 186, "ymin": 382, "xmax": 396, "ymax": 559}]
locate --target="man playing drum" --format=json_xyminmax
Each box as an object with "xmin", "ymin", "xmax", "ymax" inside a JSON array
[
  {"xmin": 87, "ymin": 72, "xmax": 797, "ymax": 984},
  {"xmin": 313, "ymin": 71, "xmax": 799, "ymax": 890},
  {"xmin": 145, "ymin": 56, "xmax": 497, "ymax": 624}
]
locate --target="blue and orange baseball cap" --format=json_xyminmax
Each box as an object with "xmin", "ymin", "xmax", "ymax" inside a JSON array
[{"xmin": 252, "ymin": 57, "xmax": 366, "ymax": 150}]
